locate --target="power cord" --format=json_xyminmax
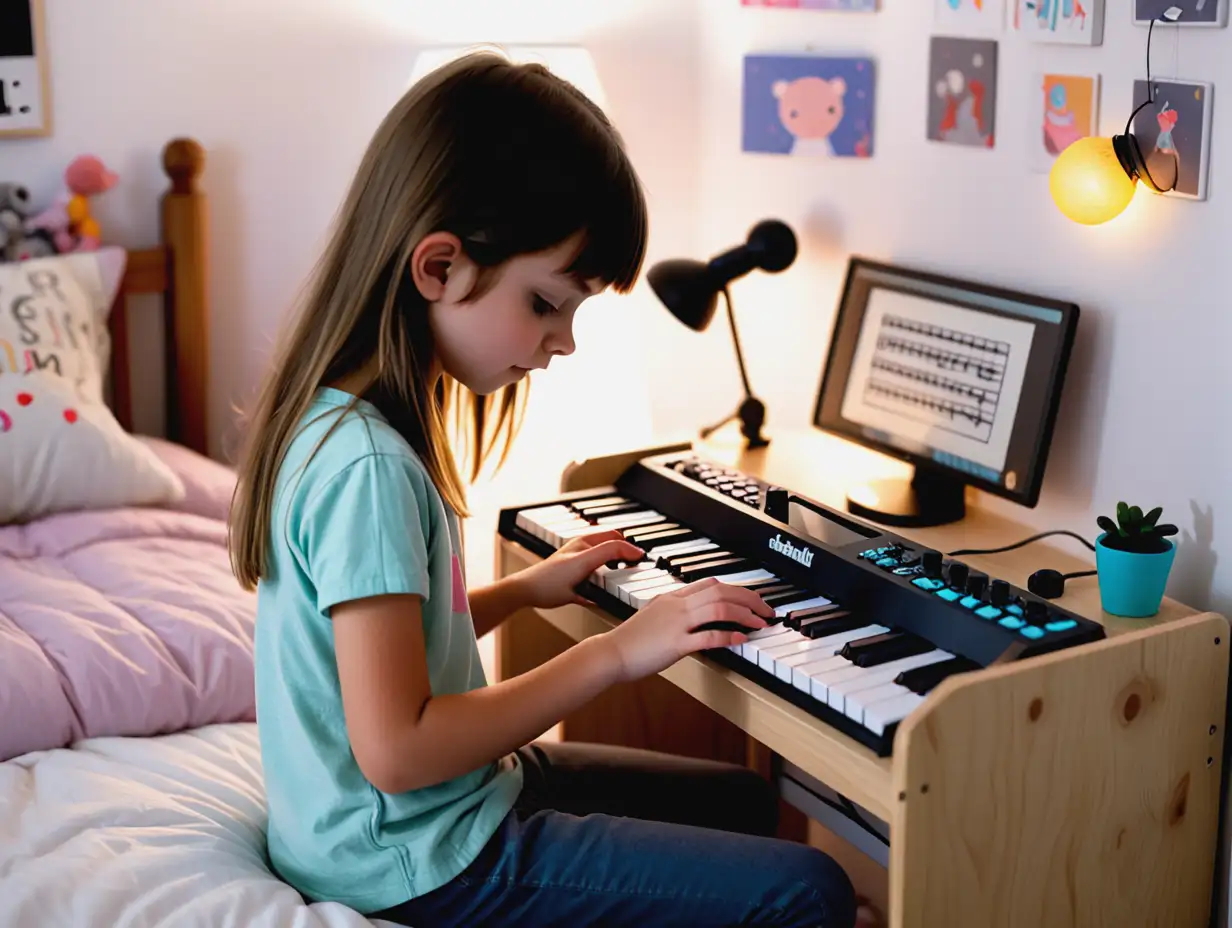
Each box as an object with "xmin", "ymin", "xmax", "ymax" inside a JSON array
[
  {"xmin": 947, "ymin": 531, "xmax": 1098, "ymax": 600},
  {"xmin": 947, "ymin": 529, "xmax": 1095, "ymax": 558}
]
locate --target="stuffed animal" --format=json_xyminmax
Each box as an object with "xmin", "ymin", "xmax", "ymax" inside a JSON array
[
  {"xmin": 25, "ymin": 155, "xmax": 119, "ymax": 253},
  {"xmin": 0, "ymin": 182, "xmax": 56, "ymax": 262}
]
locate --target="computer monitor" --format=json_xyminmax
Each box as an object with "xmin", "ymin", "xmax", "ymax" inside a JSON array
[{"xmin": 812, "ymin": 257, "xmax": 1078, "ymax": 528}]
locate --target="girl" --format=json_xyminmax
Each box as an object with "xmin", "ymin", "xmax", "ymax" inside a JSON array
[{"xmin": 229, "ymin": 51, "xmax": 862, "ymax": 928}]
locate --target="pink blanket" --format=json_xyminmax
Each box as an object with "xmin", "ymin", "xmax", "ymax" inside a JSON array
[{"xmin": 0, "ymin": 439, "xmax": 256, "ymax": 762}]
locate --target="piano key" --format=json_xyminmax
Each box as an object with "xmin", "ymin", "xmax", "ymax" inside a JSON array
[
  {"xmin": 713, "ymin": 568, "xmax": 776, "ymax": 586},
  {"xmin": 772, "ymin": 626, "xmax": 891, "ymax": 682},
  {"xmin": 515, "ymin": 505, "xmax": 579, "ymax": 539},
  {"xmin": 783, "ymin": 603, "xmax": 844, "ymax": 628},
  {"xmin": 789, "ymin": 627, "xmax": 891, "ymax": 692},
  {"xmin": 864, "ymin": 691, "xmax": 925, "ymax": 737},
  {"xmin": 772, "ymin": 595, "xmax": 833, "ymax": 618},
  {"xmin": 570, "ymin": 496, "xmax": 630, "ymax": 511},
  {"xmin": 629, "ymin": 582, "xmax": 685, "ymax": 609},
  {"xmin": 659, "ymin": 549, "xmax": 738, "ymax": 569},
  {"xmin": 644, "ymin": 539, "xmax": 718, "ymax": 559},
  {"xmin": 595, "ymin": 512, "xmax": 668, "ymax": 529},
  {"xmin": 839, "ymin": 630, "xmax": 934, "ymax": 667},
  {"xmin": 625, "ymin": 525, "xmax": 689, "ymax": 543},
  {"xmin": 826, "ymin": 650, "xmax": 952, "ymax": 715},
  {"xmin": 677, "ymin": 557, "xmax": 754, "ymax": 582},
  {"xmin": 761, "ymin": 588, "xmax": 814, "ymax": 608},
  {"xmin": 895, "ymin": 655, "xmax": 979, "ymax": 695},
  {"xmin": 796, "ymin": 612, "xmax": 865, "ymax": 638}
]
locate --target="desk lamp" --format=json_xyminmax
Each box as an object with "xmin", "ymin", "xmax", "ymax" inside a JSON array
[{"xmin": 648, "ymin": 219, "xmax": 797, "ymax": 449}]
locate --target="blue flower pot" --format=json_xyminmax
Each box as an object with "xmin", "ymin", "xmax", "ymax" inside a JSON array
[{"xmin": 1096, "ymin": 533, "xmax": 1176, "ymax": 618}]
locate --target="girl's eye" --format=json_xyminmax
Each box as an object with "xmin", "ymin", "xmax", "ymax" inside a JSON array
[{"xmin": 532, "ymin": 295, "xmax": 559, "ymax": 317}]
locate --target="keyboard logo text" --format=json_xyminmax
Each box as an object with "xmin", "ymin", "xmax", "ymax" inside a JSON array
[{"xmin": 768, "ymin": 533, "xmax": 815, "ymax": 568}]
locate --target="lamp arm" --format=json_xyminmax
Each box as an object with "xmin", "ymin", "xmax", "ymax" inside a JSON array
[{"xmin": 722, "ymin": 285, "xmax": 755, "ymax": 399}]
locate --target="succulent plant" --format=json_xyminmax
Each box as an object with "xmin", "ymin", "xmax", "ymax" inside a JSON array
[{"xmin": 1097, "ymin": 502, "xmax": 1178, "ymax": 554}]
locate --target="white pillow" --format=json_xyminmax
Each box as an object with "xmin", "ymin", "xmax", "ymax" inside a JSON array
[
  {"xmin": 0, "ymin": 370, "xmax": 185, "ymax": 524},
  {"xmin": 0, "ymin": 249, "xmax": 125, "ymax": 404}
]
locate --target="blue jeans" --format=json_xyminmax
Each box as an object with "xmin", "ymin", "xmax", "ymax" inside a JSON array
[{"xmin": 370, "ymin": 741, "xmax": 857, "ymax": 927}]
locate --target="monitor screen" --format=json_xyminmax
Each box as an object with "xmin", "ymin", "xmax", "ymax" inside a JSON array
[{"xmin": 813, "ymin": 257, "xmax": 1078, "ymax": 508}]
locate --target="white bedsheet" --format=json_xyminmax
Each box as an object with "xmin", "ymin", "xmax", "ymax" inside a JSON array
[{"xmin": 0, "ymin": 723, "xmax": 401, "ymax": 928}]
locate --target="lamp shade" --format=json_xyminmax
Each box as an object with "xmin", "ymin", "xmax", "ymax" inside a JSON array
[
  {"xmin": 410, "ymin": 44, "xmax": 607, "ymax": 112},
  {"xmin": 647, "ymin": 259, "xmax": 720, "ymax": 331},
  {"xmin": 1049, "ymin": 136, "xmax": 1138, "ymax": 226}
]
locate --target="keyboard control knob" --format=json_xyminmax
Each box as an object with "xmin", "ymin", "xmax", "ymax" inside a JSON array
[
  {"xmin": 921, "ymin": 550, "xmax": 943, "ymax": 577},
  {"xmin": 989, "ymin": 579, "xmax": 1011, "ymax": 606},
  {"xmin": 760, "ymin": 486, "xmax": 789, "ymax": 522},
  {"xmin": 966, "ymin": 572, "xmax": 988, "ymax": 599},
  {"xmin": 946, "ymin": 561, "xmax": 969, "ymax": 589},
  {"xmin": 1025, "ymin": 600, "xmax": 1048, "ymax": 625}
]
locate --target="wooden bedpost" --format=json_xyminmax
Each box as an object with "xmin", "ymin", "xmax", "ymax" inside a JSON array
[{"xmin": 161, "ymin": 138, "xmax": 210, "ymax": 457}]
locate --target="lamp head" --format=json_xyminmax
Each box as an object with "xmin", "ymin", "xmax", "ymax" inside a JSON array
[{"xmin": 648, "ymin": 219, "xmax": 797, "ymax": 331}]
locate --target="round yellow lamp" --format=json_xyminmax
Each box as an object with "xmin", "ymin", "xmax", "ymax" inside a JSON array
[{"xmin": 1049, "ymin": 136, "xmax": 1139, "ymax": 226}]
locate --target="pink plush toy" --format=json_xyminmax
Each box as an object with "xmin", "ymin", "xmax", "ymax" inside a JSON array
[{"xmin": 25, "ymin": 155, "xmax": 119, "ymax": 253}]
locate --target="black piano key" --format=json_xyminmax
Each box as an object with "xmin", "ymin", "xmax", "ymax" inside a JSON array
[
  {"xmin": 760, "ymin": 588, "xmax": 813, "ymax": 608},
  {"xmin": 746, "ymin": 581, "xmax": 792, "ymax": 596},
  {"xmin": 677, "ymin": 557, "xmax": 753, "ymax": 582},
  {"xmin": 840, "ymin": 630, "xmax": 933, "ymax": 667},
  {"xmin": 783, "ymin": 603, "xmax": 842, "ymax": 629},
  {"xmin": 580, "ymin": 502, "xmax": 650, "ymax": 519},
  {"xmin": 798, "ymin": 612, "xmax": 868, "ymax": 639},
  {"xmin": 894, "ymin": 656, "xmax": 979, "ymax": 694}
]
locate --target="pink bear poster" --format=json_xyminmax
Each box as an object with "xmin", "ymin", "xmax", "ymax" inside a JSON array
[{"xmin": 743, "ymin": 54, "xmax": 875, "ymax": 158}]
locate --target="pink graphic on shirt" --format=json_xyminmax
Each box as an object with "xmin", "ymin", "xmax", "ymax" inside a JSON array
[{"xmin": 451, "ymin": 554, "xmax": 467, "ymax": 613}]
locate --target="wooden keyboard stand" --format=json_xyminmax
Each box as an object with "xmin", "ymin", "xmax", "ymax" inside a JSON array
[{"xmin": 493, "ymin": 428, "xmax": 1229, "ymax": 927}]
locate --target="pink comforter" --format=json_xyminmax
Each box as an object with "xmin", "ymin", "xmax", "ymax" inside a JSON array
[{"xmin": 0, "ymin": 439, "xmax": 256, "ymax": 762}]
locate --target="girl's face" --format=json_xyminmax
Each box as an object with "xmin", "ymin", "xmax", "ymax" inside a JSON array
[{"xmin": 422, "ymin": 234, "xmax": 603, "ymax": 395}]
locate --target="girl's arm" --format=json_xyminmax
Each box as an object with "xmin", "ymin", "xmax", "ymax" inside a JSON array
[
  {"xmin": 467, "ymin": 576, "xmax": 532, "ymax": 639},
  {"xmin": 331, "ymin": 579, "xmax": 772, "ymax": 795}
]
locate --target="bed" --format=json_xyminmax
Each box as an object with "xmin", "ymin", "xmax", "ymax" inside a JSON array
[{"xmin": 0, "ymin": 139, "xmax": 400, "ymax": 927}]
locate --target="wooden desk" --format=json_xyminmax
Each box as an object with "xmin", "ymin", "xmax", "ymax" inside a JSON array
[{"xmin": 494, "ymin": 426, "xmax": 1229, "ymax": 928}]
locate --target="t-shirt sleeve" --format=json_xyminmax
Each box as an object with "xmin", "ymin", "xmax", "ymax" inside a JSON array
[{"xmin": 295, "ymin": 452, "xmax": 434, "ymax": 616}]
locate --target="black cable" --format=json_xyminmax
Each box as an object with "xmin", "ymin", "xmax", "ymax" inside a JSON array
[
  {"xmin": 947, "ymin": 529, "xmax": 1095, "ymax": 558},
  {"xmin": 1062, "ymin": 569, "xmax": 1097, "ymax": 581},
  {"xmin": 838, "ymin": 794, "xmax": 889, "ymax": 847},
  {"xmin": 1124, "ymin": 14, "xmax": 1179, "ymax": 193}
]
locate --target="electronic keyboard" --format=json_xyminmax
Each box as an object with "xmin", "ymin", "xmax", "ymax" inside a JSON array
[{"xmin": 497, "ymin": 450, "xmax": 1106, "ymax": 757}]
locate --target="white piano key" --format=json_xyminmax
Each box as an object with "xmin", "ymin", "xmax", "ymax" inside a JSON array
[
  {"xmin": 714, "ymin": 568, "xmax": 776, "ymax": 586},
  {"xmin": 772, "ymin": 595, "xmax": 833, "ymax": 618},
  {"xmin": 844, "ymin": 681, "xmax": 913, "ymax": 725},
  {"xmin": 618, "ymin": 575, "xmax": 682, "ymax": 603},
  {"xmin": 864, "ymin": 691, "xmax": 925, "ymax": 737},
  {"xmin": 826, "ymin": 650, "xmax": 951, "ymax": 715},
  {"xmin": 644, "ymin": 540, "xmax": 717, "ymax": 559},
  {"xmin": 601, "ymin": 566, "xmax": 667, "ymax": 594},
  {"xmin": 772, "ymin": 626, "xmax": 891, "ymax": 683},
  {"xmin": 789, "ymin": 629, "xmax": 891, "ymax": 693},
  {"xmin": 629, "ymin": 583, "xmax": 684, "ymax": 608},
  {"xmin": 570, "ymin": 496, "xmax": 628, "ymax": 510},
  {"xmin": 516, "ymin": 505, "xmax": 579, "ymax": 540},
  {"xmin": 595, "ymin": 512, "xmax": 668, "ymax": 529}
]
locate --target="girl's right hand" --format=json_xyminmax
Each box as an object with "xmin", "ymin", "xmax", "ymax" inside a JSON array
[{"xmin": 601, "ymin": 577, "xmax": 776, "ymax": 683}]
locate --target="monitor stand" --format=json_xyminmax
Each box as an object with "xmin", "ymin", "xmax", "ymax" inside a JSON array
[{"xmin": 846, "ymin": 466, "xmax": 966, "ymax": 528}]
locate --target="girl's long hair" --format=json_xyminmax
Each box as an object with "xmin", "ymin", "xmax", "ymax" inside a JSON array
[{"xmin": 229, "ymin": 50, "xmax": 648, "ymax": 591}]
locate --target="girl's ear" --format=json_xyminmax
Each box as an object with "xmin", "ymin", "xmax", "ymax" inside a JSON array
[{"xmin": 409, "ymin": 231, "xmax": 469, "ymax": 301}]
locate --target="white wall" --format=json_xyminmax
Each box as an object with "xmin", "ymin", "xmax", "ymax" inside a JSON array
[{"xmin": 684, "ymin": 3, "xmax": 1232, "ymax": 626}]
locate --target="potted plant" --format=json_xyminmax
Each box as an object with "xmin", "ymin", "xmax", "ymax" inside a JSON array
[{"xmin": 1095, "ymin": 502, "xmax": 1179, "ymax": 617}]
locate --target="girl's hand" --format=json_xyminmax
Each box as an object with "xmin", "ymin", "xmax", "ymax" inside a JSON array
[
  {"xmin": 518, "ymin": 529, "xmax": 645, "ymax": 610},
  {"xmin": 601, "ymin": 577, "xmax": 775, "ymax": 683}
]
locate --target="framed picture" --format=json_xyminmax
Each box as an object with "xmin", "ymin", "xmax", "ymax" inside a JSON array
[
  {"xmin": 1030, "ymin": 73, "xmax": 1100, "ymax": 172},
  {"xmin": 0, "ymin": 0, "xmax": 51, "ymax": 138},
  {"xmin": 1134, "ymin": 0, "xmax": 1228, "ymax": 25},
  {"xmin": 742, "ymin": 0, "xmax": 878, "ymax": 9},
  {"xmin": 927, "ymin": 37, "xmax": 998, "ymax": 148},
  {"xmin": 1014, "ymin": 0, "xmax": 1105, "ymax": 44},
  {"xmin": 1130, "ymin": 78, "xmax": 1214, "ymax": 200},
  {"xmin": 743, "ymin": 54, "xmax": 876, "ymax": 158},
  {"xmin": 935, "ymin": 0, "xmax": 1007, "ymax": 32}
]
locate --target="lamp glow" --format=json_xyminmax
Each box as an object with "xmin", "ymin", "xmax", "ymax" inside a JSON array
[{"xmin": 1049, "ymin": 136, "xmax": 1138, "ymax": 226}]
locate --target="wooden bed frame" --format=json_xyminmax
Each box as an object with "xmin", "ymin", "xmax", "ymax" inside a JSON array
[{"xmin": 108, "ymin": 137, "xmax": 210, "ymax": 457}]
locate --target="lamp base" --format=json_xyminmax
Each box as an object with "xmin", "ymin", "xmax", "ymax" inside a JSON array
[{"xmin": 699, "ymin": 396, "xmax": 769, "ymax": 449}]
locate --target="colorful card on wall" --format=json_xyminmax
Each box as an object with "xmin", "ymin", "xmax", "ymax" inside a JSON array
[
  {"xmin": 934, "ymin": 0, "xmax": 1006, "ymax": 32},
  {"xmin": 1134, "ymin": 0, "xmax": 1227, "ymax": 25},
  {"xmin": 1130, "ymin": 79, "xmax": 1214, "ymax": 199},
  {"xmin": 743, "ymin": 54, "xmax": 875, "ymax": 158},
  {"xmin": 927, "ymin": 37, "xmax": 998, "ymax": 147},
  {"xmin": 1030, "ymin": 73, "xmax": 1099, "ymax": 172},
  {"xmin": 742, "ymin": 0, "xmax": 878, "ymax": 10},
  {"xmin": 1014, "ymin": 0, "xmax": 1104, "ymax": 44}
]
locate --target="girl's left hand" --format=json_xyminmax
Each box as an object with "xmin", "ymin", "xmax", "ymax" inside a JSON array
[{"xmin": 518, "ymin": 529, "xmax": 645, "ymax": 610}]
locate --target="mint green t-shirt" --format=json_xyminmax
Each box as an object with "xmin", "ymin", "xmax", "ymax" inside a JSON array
[{"xmin": 254, "ymin": 387, "xmax": 523, "ymax": 913}]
